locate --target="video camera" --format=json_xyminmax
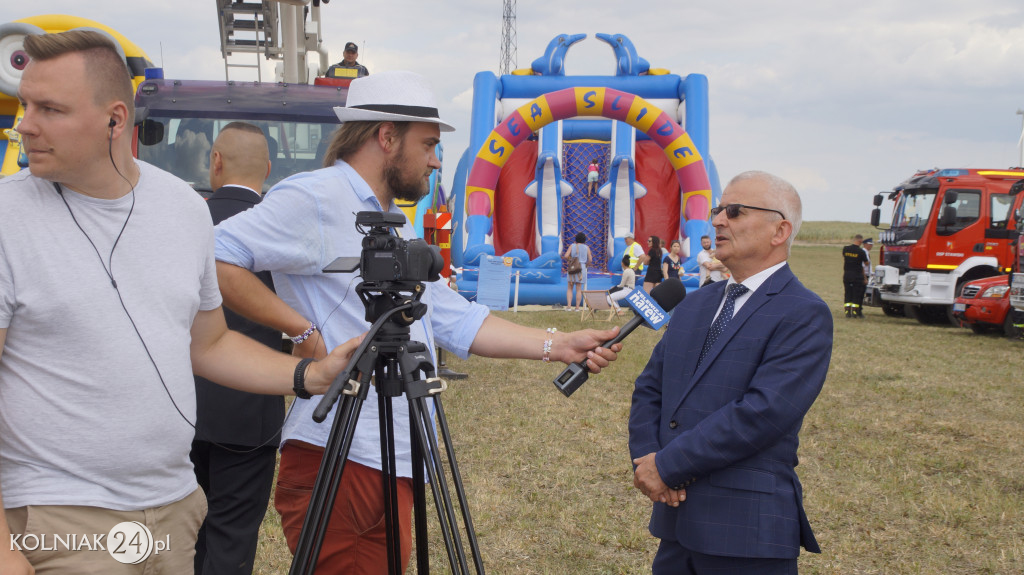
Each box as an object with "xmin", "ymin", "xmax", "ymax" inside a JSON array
[{"xmin": 325, "ymin": 211, "xmax": 443, "ymax": 283}]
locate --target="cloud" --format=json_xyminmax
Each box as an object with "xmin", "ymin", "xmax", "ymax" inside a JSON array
[
  {"xmin": 451, "ymin": 87, "xmax": 475, "ymax": 112},
  {"xmin": 7, "ymin": 0, "xmax": 1024, "ymax": 222}
]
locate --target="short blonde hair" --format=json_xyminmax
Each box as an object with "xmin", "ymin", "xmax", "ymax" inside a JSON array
[{"xmin": 24, "ymin": 30, "xmax": 135, "ymax": 123}]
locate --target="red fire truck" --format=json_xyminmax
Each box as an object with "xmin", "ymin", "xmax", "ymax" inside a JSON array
[
  {"xmin": 1007, "ymin": 187, "xmax": 1024, "ymax": 330},
  {"xmin": 867, "ymin": 168, "xmax": 1024, "ymax": 324}
]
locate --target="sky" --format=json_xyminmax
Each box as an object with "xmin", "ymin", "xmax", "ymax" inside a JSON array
[{"xmin": 7, "ymin": 0, "xmax": 1024, "ymax": 222}]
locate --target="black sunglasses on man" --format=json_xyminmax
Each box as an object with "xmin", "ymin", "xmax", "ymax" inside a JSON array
[{"xmin": 710, "ymin": 203, "xmax": 786, "ymax": 220}]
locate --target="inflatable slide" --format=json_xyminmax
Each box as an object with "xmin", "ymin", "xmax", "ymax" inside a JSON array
[{"xmin": 451, "ymin": 33, "xmax": 722, "ymax": 305}]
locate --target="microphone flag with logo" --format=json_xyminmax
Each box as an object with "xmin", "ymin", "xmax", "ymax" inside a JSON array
[{"xmin": 553, "ymin": 278, "xmax": 686, "ymax": 397}]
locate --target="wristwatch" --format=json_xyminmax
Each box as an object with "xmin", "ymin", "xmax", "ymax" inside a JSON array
[{"xmin": 293, "ymin": 358, "xmax": 314, "ymax": 399}]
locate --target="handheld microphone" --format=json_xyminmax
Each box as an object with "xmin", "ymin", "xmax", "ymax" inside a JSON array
[{"xmin": 553, "ymin": 278, "xmax": 686, "ymax": 397}]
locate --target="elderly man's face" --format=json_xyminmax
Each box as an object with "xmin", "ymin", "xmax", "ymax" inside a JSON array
[{"xmin": 711, "ymin": 178, "xmax": 785, "ymax": 271}]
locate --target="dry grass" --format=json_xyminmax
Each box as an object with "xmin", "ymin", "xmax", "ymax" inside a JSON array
[
  {"xmin": 795, "ymin": 221, "xmax": 881, "ymax": 245},
  {"xmin": 254, "ymin": 243, "xmax": 1024, "ymax": 574}
]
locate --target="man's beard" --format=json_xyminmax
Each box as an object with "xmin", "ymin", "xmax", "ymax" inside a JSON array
[{"xmin": 383, "ymin": 144, "xmax": 429, "ymax": 203}]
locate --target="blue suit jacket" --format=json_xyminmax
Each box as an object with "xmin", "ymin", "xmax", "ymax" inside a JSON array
[{"xmin": 629, "ymin": 264, "xmax": 832, "ymax": 559}]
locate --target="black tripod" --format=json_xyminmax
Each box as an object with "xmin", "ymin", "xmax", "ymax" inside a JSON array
[{"xmin": 289, "ymin": 280, "xmax": 484, "ymax": 575}]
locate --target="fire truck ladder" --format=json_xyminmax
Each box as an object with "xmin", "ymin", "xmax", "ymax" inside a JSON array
[{"xmin": 216, "ymin": 0, "xmax": 280, "ymax": 82}]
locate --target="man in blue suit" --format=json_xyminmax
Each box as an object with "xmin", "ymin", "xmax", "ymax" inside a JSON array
[{"xmin": 630, "ymin": 171, "xmax": 833, "ymax": 574}]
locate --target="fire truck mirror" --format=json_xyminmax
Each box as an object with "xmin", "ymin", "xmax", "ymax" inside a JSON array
[
  {"xmin": 139, "ymin": 119, "xmax": 165, "ymax": 147},
  {"xmin": 870, "ymin": 208, "xmax": 881, "ymax": 228},
  {"xmin": 943, "ymin": 190, "xmax": 959, "ymax": 205},
  {"xmin": 873, "ymin": 193, "xmax": 884, "ymax": 207},
  {"xmin": 940, "ymin": 205, "xmax": 957, "ymax": 227}
]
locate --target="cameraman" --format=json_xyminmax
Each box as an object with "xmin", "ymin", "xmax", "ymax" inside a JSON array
[{"xmin": 214, "ymin": 71, "xmax": 621, "ymax": 574}]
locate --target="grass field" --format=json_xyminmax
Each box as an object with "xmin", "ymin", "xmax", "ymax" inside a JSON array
[
  {"xmin": 254, "ymin": 242, "xmax": 1024, "ymax": 574},
  {"xmin": 794, "ymin": 221, "xmax": 881, "ymax": 245}
]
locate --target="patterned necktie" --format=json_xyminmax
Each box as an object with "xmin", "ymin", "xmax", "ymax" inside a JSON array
[{"xmin": 698, "ymin": 283, "xmax": 749, "ymax": 367}]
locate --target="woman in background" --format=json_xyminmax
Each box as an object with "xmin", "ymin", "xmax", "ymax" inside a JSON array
[
  {"xmin": 662, "ymin": 239, "xmax": 682, "ymax": 282},
  {"xmin": 643, "ymin": 235, "xmax": 663, "ymax": 293},
  {"xmin": 564, "ymin": 232, "xmax": 590, "ymax": 311}
]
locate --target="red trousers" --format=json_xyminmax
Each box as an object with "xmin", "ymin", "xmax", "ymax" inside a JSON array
[{"xmin": 275, "ymin": 441, "xmax": 413, "ymax": 574}]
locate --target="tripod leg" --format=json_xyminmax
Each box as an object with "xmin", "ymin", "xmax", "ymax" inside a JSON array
[
  {"xmin": 289, "ymin": 393, "xmax": 364, "ymax": 574},
  {"xmin": 410, "ymin": 397, "xmax": 471, "ymax": 574},
  {"xmin": 433, "ymin": 396, "xmax": 487, "ymax": 574},
  {"xmin": 412, "ymin": 414, "xmax": 430, "ymax": 573},
  {"xmin": 379, "ymin": 395, "xmax": 405, "ymax": 575}
]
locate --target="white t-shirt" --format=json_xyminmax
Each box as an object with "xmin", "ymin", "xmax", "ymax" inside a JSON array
[
  {"xmin": 697, "ymin": 248, "xmax": 723, "ymax": 284},
  {"xmin": 0, "ymin": 162, "xmax": 220, "ymax": 510}
]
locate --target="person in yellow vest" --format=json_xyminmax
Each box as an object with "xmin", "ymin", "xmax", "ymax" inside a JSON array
[
  {"xmin": 325, "ymin": 42, "xmax": 370, "ymax": 79},
  {"xmin": 625, "ymin": 232, "xmax": 645, "ymax": 274}
]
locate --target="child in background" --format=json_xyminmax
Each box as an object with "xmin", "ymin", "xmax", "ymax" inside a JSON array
[{"xmin": 586, "ymin": 159, "xmax": 599, "ymax": 195}]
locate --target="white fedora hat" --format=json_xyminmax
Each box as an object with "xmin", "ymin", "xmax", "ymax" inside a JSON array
[{"xmin": 333, "ymin": 71, "xmax": 455, "ymax": 132}]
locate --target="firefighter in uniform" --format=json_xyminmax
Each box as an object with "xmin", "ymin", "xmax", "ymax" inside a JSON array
[{"xmin": 842, "ymin": 234, "xmax": 869, "ymax": 318}]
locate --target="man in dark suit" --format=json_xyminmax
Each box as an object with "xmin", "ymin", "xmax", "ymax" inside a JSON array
[
  {"xmin": 630, "ymin": 171, "xmax": 833, "ymax": 574},
  {"xmin": 191, "ymin": 121, "xmax": 281, "ymax": 575}
]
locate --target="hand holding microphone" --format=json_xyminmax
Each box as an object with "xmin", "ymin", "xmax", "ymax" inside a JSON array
[{"xmin": 553, "ymin": 278, "xmax": 687, "ymax": 397}]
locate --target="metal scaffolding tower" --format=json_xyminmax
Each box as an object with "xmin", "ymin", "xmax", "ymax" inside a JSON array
[
  {"xmin": 499, "ymin": 0, "xmax": 517, "ymax": 75},
  {"xmin": 215, "ymin": 0, "xmax": 331, "ymax": 84}
]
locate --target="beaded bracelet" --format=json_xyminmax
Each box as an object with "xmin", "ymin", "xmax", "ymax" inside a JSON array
[
  {"xmin": 290, "ymin": 321, "xmax": 317, "ymax": 345},
  {"xmin": 542, "ymin": 327, "xmax": 557, "ymax": 362}
]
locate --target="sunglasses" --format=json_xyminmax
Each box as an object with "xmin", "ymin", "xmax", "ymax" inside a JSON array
[{"xmin": 710, "ymin": 203, "xmax": 786, "ymax": 220}]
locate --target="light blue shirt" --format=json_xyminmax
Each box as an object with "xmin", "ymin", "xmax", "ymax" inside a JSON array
[{"xmin": 215, "ymin": 161, "xmax": 489, "ymax": 477}]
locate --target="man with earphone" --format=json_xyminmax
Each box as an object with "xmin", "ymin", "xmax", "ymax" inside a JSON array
[{"xmin": 0, "ymin": 30, "xmax": 362, "ymax": 575}]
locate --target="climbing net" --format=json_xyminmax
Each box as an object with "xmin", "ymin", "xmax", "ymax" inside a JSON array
[{"xmin": 561, "ymin": 140, "xmax": 611, "ymax": 272}]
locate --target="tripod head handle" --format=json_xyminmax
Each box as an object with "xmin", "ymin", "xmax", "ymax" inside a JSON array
[{"xmin": 312, "ymin": 301, "xmax": 414, "ymax": 422}]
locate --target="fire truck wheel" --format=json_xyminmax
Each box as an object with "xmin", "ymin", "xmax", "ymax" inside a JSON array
[
  {"xmin": 944, "ymin": 306, "xmax": 959, "ymax": 327},
  {"xmin": 881, "ymin": 303, "xmax": 905, "ymax": 317},
  {"xmin": 905, "ymin": 304, "xmax": 949, "ymax": 325}
]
